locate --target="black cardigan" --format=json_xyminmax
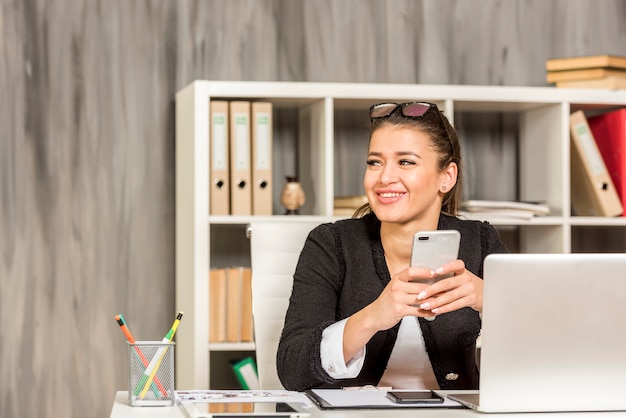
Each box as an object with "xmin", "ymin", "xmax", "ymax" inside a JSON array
[{"xmin": 276, "ymin": 213, "xmax": 509, "ymax": 391}]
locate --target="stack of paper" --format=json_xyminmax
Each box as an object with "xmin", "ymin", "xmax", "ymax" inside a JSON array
[{"xmin": 459, "ymin": 200, "xmax": 550, "ymax": 221}]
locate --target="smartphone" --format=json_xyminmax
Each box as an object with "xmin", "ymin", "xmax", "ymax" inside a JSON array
[
  {"xmin": 386, "ymin": 390, "xmax": 444, "ymax": 404},
  {"xmin": 410, "ymin": 230, "xmax": 461, "ymax": 284}
]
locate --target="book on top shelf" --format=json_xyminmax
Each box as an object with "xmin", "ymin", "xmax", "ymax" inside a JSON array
[
  {"xmin": 555, "ymin": 77, "xmax": 626, "ymax": 90},
  {"xmin": 546, "ymin": 68, "xmax": 626, "ymax": 83},
  {"xmin": 546, "ymin": 54, "xmax": 626, "ymax": 72}
]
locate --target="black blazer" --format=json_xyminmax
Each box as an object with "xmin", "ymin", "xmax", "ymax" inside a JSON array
[{"xmin": 277, "ymin": 212, "xmax": 509, "ymax": 391}]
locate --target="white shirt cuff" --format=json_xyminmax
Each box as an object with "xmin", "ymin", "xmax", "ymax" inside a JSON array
[{"xmin": 320, "ymin": 318, "xmax": 366, "ymax": 379}]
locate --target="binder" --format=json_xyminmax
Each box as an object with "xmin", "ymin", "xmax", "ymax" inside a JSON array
[
  {"xmin": 251, "ymin": 102, "xmax": 273, "ymax": 215},
  {"xmin": 208, "ymin": 268, "xmax": 227, "ymax": 342},
  {"xmin": 230, "ymin": 356, "xmax": 260, "ymax": 390},
  {"xmin": 229, "ymin": 101, "xmax": 252, "ymax": 215},
  {"xmin": 588, "ymin": 109, "xmax": 626, "ymax": 217},
  {"xmin": 569, "ymin": 110, "xmax": 623, "ymax": 217},
  {"xmin": 225, "ymin": 267, "xmax": 243, "ymax": 342},
  {"xmin": 239, "ymin": 267, "xmax": 253, "ymax": 342},
  {"xmin": 209, "ymin": 101, "xmax": 230, "ymax": 215}
]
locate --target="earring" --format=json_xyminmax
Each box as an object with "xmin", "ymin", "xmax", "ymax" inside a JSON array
[{"xmin": 442, "ymin": 185, "xmax": 448, "ymax": 192}]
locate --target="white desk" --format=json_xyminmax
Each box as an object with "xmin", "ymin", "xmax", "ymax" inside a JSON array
[{"xmin": 110, "ymin": 391, "xmax": 626, "ymax": 418}]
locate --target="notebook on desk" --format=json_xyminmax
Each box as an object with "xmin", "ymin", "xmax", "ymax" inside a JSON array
[{"xmin": 448, "ymin": 253, "xmax": 626, "ymax": 413}]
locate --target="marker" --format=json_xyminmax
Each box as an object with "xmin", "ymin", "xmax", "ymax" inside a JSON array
[
  {"xmin": 115, "ymin": 314, "xmax": 166, "ymax": 397},
  {"xmin": 135, "ymin": 311, "xmax": 184, "ymax": 398},
  {"xmin": 115, "ymin": 314, "xmax": 136, "ymax": 343}
]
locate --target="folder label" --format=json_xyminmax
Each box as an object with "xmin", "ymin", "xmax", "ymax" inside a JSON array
[
  {"xmin": 209, "ymin": 101, "xmax": 231, "ymax": 215},
  {"xmin": 572, "ymin": 122, "xmax": 606, "ymax": 176},
  {"xmin": 233, "ymin": 114, "xmax": 250, "ymax": 170},
  {"xmin": 229, "ymin": 101, "xmax": 252, "ymax": 215},
  {"xmin": 211, "ymin": 113, "xmax": 228, "ymax": 171},
  {"xmin": 255, "ymin": 113, "xmax": 271, "ymax": 170}
]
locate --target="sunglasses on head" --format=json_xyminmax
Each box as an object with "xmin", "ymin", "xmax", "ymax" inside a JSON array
[
  {"xmin": 369, "ymin": 101, "xmax": 441, "ymax": 120},
  {"xmin": 369, "ymin": 101, "xmax": 454, "ymax": 153}
]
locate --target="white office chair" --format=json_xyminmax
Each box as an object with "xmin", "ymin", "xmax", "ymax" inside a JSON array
[{"xmin": 248, "ymin": 219, "xmax": 324, "ymax": 390}]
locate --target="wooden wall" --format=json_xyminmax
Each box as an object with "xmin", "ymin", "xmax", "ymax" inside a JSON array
[{"xmin": 1, "ymin": 1, "xmax": 625, "ymax": 417}]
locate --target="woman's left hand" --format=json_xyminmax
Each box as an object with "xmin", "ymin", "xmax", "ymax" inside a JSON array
[{"xmin": 414, "ymin": 259, "xmax": 483, "ymax": 315}]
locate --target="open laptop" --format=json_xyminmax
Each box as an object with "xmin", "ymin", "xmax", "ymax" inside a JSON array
[{"xmin": 448, "ymin": 253, "xmax": 626, "ymax": 413}]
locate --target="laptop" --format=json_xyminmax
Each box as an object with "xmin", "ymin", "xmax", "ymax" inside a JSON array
[{"xmin": 448, "ymin": 253, "xmax": 626, "ymax": 413}]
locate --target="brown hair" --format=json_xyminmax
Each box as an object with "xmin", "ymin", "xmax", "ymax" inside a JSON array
[{"xmin": 354, "ymin": 104, "xmax": 462, "ymax": 218}]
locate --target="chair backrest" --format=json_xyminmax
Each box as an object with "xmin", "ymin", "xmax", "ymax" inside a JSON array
[{"xmin": 248, "ymin": 219, "xmax": 324, "ymax": 390}]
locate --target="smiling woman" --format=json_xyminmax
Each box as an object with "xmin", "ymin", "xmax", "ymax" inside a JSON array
[{"xmin": 277, "ymin": 101, "xmax": 509, "ymax": 392}]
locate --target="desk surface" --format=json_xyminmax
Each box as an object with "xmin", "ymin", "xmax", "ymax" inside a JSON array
[{"xmin": 110, "ymin": 391, "xmax": 626, "ymax": 418}]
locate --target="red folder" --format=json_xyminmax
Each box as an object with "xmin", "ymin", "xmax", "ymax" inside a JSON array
[{"xmin": 588, "ymin": 109, "xmax": 626, "ymax": 217}]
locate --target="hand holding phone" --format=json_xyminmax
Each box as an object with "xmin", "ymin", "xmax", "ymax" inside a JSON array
[{"xmin": 386, "ymin": 390, "xmax": 444, "ymax": 404}]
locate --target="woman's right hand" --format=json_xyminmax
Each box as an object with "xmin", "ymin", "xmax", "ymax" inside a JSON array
[
  {"xmin": 368, "ymin": 266, "xmax": 439, "ymax": 330},
  {"xmin": 342, "ymin": 266, "xmax": 435, "ymax": 362}
]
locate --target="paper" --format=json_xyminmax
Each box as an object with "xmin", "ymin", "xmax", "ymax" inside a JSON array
[{"xmin": 176, "ymin": 390, "xmax": 312, "ymax": 405}]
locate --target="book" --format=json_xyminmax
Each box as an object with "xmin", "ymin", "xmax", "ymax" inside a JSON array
[
  {"xmin": 569, "ymin": 110, "xmax": 623, "ymax": 217},
  {"xmin": 546, "ymin": 68, "xmax": 626, "ymax": 83},
  {"xmin": 226, "ymin": 267, "xmax": 243, "ymax": 342},
  {"xmin": 251, "ymin": 102, "xmax": 273, "ymax": 215},
  {"xmin": 546, "ymin": 54, "xmax": 626, "ymax": 72},
  {"xmin": 555, "ymin": 77, "xmax": 626, "ymax": 89},
  {"xmin": 209, "ymin": 101, "xmax": 230, "ymax": 215},
  {"xmin": 588, "ymin": 109, "xmax": 626, "ymax": 217},
  {"xmin": 240, "ymin": 267, "xmax": 253, "ymax": 342},
  {"xmin": 208, "ymin": 268, "xmax": 227, "ymax": 343},
  {"xmin": 334, "ymin": 195, "xmax": 368, "ymax": 208},
  {"xmin": 229, "ymin": 101, "xmax": 252, "ymax": 215},
  {"xmin": 225, "ymin": 266, "xmax": 253, "ymax": 342},
  {"xmin": 230, "ymin": 357, "xmax": 260, "ymax": 390},
  {"xmin": 333, "ymin": 195, "xmax": 368, "ymax": 217}
]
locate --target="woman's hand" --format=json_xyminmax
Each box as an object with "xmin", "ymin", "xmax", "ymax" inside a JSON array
[
  {"xmin": 414, "ymin": 259, "xmax": 483, "ymax": 315},
  {"xmin": 360, "ymin": 266, "xmax": 441, "ymax": 331}
]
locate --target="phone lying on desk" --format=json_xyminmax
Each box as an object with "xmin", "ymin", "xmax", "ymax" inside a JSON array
[
  {"xmin": 386, "ymin": 390, "xmax": 444, "ymax": 404},
  {"xmin": 410, "ymin": 230, "xmax": 461, "ymax": 284}
]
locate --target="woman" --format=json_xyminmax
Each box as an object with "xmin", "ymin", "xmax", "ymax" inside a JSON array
[{"xmin": 276, "ymin": 102, "xmax": 508, "ymax": 391}]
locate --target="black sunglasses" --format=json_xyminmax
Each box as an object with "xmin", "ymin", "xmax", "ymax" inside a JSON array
[
  {"xmin": 369, "ymin": 101, "xmax": 440, "ymax": 119},
  {"xmin": 369, "ymin": 101, "xmax": 454, "ymax": 153}
]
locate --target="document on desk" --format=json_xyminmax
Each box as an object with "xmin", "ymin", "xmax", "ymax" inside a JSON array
[{"xmin": 306, "ymin": 388, "xmax": 463, "ymax": 409}]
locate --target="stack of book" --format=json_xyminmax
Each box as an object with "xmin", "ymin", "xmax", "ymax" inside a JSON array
[
  {"xmin": 546, "ymin": 55, "xmax": 626, "ymax": 89},
  {"xmin": 208, "ymin": 267, "xmax": 254, "ymax": 344},
  {"xmin": 333, "ymin": 195, "xmax": 368, "ymax": 217},
  {"xmin": 459, "ymin": 200, "xmax": 550, "ymax": 221}
]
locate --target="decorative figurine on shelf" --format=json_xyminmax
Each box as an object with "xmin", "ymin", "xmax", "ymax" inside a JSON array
[{"xmin": 280, "ymin": 175, "xmax": 306, "ymax": 215}]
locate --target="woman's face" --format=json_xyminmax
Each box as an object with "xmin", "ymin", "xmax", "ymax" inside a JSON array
[{"xmin": 364, "ymin": 125, "xmax": 456, "ymax": 226}]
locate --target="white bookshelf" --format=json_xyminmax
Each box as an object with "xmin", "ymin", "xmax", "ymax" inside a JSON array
[{"xmin": 175, "ymin": 80, "xmax": 626, "ymax": 389}]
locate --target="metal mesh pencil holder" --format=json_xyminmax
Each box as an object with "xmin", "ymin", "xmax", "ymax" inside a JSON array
[{"xmin": 127, "ymin": 341, "xmax": 175, "ymax": 406}]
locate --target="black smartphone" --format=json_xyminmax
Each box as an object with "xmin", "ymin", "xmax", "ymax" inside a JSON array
[{"xmin": 386, "ymin": 390, "xmax": 444, "ymax": 404}]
